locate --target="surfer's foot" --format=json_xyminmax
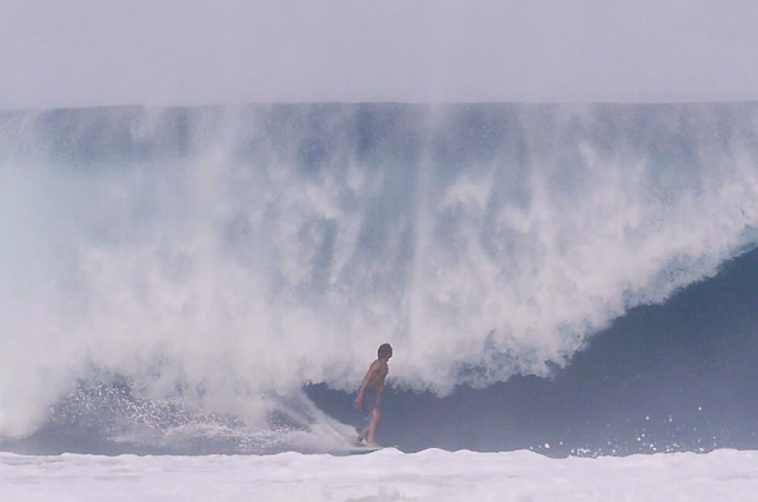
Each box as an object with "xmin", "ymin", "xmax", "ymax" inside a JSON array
[
  {"xmin": 365, "ymin": 440, "xmax": 380, "ymax": 448},
  {"xmin": 353, "ymin": 435, "xmax": 366, "ymax": 446}
]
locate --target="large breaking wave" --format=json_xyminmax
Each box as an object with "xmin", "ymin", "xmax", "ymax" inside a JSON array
[{"xmin": 1, "ymin": 103, "xmax": 757, "ymax": 451}]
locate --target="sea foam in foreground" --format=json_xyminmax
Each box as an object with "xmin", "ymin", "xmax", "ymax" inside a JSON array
[{"xmin": 2, "ymin": 448, "xmax": 758, "ymax": 501}]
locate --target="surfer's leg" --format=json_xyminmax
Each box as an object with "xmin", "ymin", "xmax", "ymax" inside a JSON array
[
  {"xmin": 357, "ymin": 390, "xmax": 378, "ymax": 444},
  {"xmin": 365, "ymin": 409, "xmax": 381, "ymax": 447},
  {"xmin": 357, "ymin": 422, "xmax": 370, "ymax": 444}
]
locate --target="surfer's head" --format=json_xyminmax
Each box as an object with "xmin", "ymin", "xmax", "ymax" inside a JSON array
[{"xmin": 378, "ymin": 343, "xmax": 393, "ymax": 360}]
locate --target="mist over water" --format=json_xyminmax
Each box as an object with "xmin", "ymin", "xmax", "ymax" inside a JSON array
[{"xmin": 1, "ymin": 103, "xmax": 757, "ymax": 453}]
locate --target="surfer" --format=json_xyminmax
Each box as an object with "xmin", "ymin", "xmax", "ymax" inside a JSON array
[{"xmin": 353, "ymin": 343, "xmax": 392, "ymax": 447}]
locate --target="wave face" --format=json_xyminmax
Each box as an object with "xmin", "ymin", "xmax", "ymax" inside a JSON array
[{"xmin": 1, "ymin": 103, "xmax": 757, "ymax": 450}]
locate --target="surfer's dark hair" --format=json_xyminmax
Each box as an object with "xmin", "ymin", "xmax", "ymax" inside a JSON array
[{"xmin": 378, "ymin": 343, "xmax": 393, "ymax": 359}]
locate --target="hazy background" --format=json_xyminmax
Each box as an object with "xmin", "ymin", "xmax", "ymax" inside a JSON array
[{"xmin": 2, "ymin": 0, "xmax": 758, "ymax": 109}]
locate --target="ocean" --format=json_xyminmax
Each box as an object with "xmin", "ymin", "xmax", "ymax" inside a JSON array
[{"xmin": 1, "ymin": 102, "xmax": 757, "ymax": 499}]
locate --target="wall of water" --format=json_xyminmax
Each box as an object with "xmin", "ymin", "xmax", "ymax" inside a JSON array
[{"xmin": 1, "ymin": 103, "xmax": 756, "ymax": 443}]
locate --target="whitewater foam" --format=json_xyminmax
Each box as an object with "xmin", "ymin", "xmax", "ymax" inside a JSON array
[{"xmin": 1, "ymin": 103, "xmax": 757, "ymax": 443}]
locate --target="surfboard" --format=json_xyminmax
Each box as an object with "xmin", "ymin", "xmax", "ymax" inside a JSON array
[
  {"xmin": 348, "ymin": 445, "xmax": 384, "ymax": 454},
  {"xmin": 347, "ymin": 445, "xmax": 398, "ymax": 455}
]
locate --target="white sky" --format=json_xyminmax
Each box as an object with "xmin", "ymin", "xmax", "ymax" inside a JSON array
[{"xmin": 2, "ymin": 0, "xmax": 758, "ymax": 109}]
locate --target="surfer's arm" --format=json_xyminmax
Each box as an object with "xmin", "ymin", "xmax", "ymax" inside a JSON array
[
  {"xmin": 376, "ymin": 364, "xmax": 389, "ymax": 404},
  {"xmin": 353, "ymin": 363, "xmax": 376, "ymax": 408},
  {"xmin": 354, "ymin": 361, "xmax": 379, "ymax": 407}
]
